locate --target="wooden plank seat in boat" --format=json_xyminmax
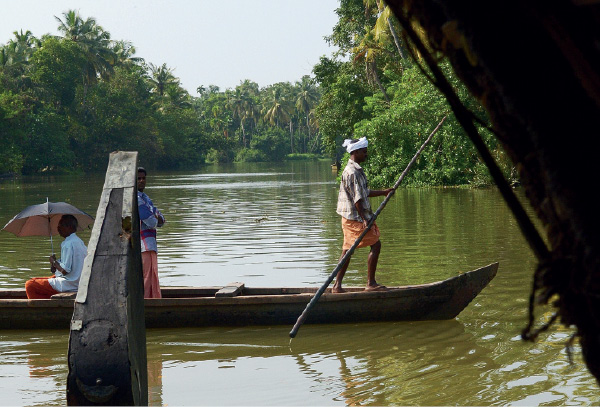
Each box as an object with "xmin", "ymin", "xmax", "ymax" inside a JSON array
[
  {"xmin": 215, "ymin": 282, "xmax": 244, "ymax": 297},
  {"xmin": 51, "ymin": 292, "xmax": 77, "ymax": 299},
  {"xmin": 44, "ymin": 282, "xmax": 246, "ymax": 300}
]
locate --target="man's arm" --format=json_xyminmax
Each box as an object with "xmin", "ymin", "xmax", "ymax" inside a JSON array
[
  {"xmin": 49, "ymin": 255, "xmax": 68, "ymax": 274},
  {"xmin": 156, "ymin": 210, "xmax": 165, "ymax": 227},
  {"xmin": 354, "ymin": 199, "xmax": 370, "ymax": 229},
  {"xmin": 355, "ymin": 189, "xmax": 393, "ymax": 227},
  {"xmin": 139, "ymin": 197, "xmax": 159, "ymax": 228},
  {"xmin": 49, "ymin": 241, "xmax": 73, "ymax": 275},
  {"xmin": 368, "ymin": 188, "xmax": 393, "ymax": 197}
]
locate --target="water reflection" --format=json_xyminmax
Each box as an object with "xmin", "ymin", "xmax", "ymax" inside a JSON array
[
  {"xmin": 0, "ymin": 161, "xmax": 598, "ymax": 405},
  {"xmin": 147, "ymin": 357, "xmax": 163, "ymax": 406},
  {"xmin": 9, "ymin": 320, "xmax": 596, "ymax": 406},
  {"xmin": 143, "ymin": 320, "xmax": 496, "ymax": 406},
  {"xmin": 0, "ymin": 331, "xmax": 68, "ymax": 406}
]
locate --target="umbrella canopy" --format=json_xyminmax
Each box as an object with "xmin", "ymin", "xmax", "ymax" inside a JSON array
[{"xmin": 2, "ymin": 201, "xmax": 94, "ymax": 237}]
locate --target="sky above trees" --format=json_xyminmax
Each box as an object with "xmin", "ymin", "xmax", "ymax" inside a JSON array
[{"xmin": 1, "ymin": 0, "xmax": 340, "ymax": 95}]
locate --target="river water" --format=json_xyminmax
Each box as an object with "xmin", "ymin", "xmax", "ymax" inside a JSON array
[{"xmin": 0, "ymin": 160, "xmax": 597, "ymax": 405}]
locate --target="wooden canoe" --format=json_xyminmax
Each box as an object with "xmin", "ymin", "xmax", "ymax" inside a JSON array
[{"xmin": 0, "ymin": 262, "xmax": 497, "ymax": 330}]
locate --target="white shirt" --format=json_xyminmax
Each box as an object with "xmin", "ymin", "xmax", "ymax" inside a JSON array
[{"xmin": 49, "ymin": 233, "xmax": 88, "ymax": 292}]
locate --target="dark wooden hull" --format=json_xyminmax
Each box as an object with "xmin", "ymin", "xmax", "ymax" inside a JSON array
[{"xmin": 0, "ymin": 263, "xmax": 497, "ymax": 330}]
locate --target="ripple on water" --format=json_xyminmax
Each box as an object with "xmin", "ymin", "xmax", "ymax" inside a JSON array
[{"xmin": 1, "ymin": 164, "xmax": 598, "ymax": 406}]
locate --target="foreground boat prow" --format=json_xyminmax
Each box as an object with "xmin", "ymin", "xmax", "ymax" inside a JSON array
[{"xmin": 423, "ymin": 262, "xmax": 498, "ymax": 320}]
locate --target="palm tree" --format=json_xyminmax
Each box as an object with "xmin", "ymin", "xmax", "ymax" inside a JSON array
[
  {"xmin": 353, "ymin": 28, "xmax": 391, "ymax": 103},
  {"xmin": 148, "ymin": 63, "xmax": 178, "ymax": 97},
  {"xmin": 0, "ymin": 47, "xmax": 7, "ymax": 66},
  {"xmin": 210, "ymin": 104, "xmax": 230, "ymax": 139},
  {"xmin": 55, "ymin": 10, "xmax": 116, "ymax": 104},
  {"xmin": 165, "ymin": 84, "xmax": 191, "ymax": 108},
  {"xmin": 365, "ymin": 0, "xmax": 409, "ymax": 60},
  {"xmin": 112, "ymin": 40, "xmax": 143, "ymax": 67},
  {"xmin": 7, "ymin": 30, "xmax": 40, "ymax": 65},
  {"xmin": 147, "ymin": 63, "xmax": 190, "ymax": 111},
  {"xmin": 0, "ymin": 30, "xmax": 40, "ymax": 66},
  {"xmin": 228, "ymin": 81, "xmax": 260, "ymax": 147},
  {"xmin": 262, "ymin": 85, "xmax": 292, "ymax": 151},
  {"xmin": 308, "ymin": 110, "xmax": 320, "ymax": 152},
  {"xmin": 55, "ymin": 11, "xmax": 115, "ymax": 76},
  {"xmin": 55, "ymin": 10, "xmax": 88, "ymax": 41},
  {"xmin": 262, "ymin": 87, "xmax": 290, "ymax": 127},
  {"xmin": 0, "ymin": 31, "xmax": 40, "ymax": 92},
  {"xmin": 295, "ymin": 76, "xmax": 319, "ymax": 153},
  {"xmin": 227, "ymin": 88, "xmax": 248, "ymax": 146},
  {"xmin": 238, "ymin": 80, "xmax": 260, "ymax": 134}
]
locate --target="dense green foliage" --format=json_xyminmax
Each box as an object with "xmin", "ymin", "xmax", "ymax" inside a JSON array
[
  {"xmin": 315, "ymin": 0, "xmax": 515, "ymax": 187},
  {"xmin": 1, "ymin": 4, "xmax": 514, "ymax": 187},
  {"xmin": 0, "ymin": 11, "xmax": 322, "ymax": 175},
  {"xmin": 195, "ymin": 77, "xmax": 322, "ymax": 165}
]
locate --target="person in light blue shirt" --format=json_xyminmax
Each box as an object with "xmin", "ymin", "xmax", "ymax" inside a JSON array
[{"xmin": 25, "ymin": 215, "xmax": 88, "ymax": 298}]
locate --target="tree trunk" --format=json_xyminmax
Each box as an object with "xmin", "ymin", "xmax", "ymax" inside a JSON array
[
  {"xmin": 386, "ymin": 16, "xmax": 408, "ymax": 60},
  {"xmin": 82, "ymin": 78, "xmax": 89, "ymax": 112},
  {"xmin": 241, "ymin": 121, "xmax": 246, "ymax": 147},
  {"xmin": 370, "ymin": 60, "xmax": 390, "ymax": 103},
  {"xmin": 375, "ymin": 0, "xmax": 408, "ymax": 60},
  {"xmin": 289, "ymin": 120, "xmax": 294, "ymax": 153},
  {"xmin": 306, "ymin": 114, "xmax": 311, "ymax": 153}
]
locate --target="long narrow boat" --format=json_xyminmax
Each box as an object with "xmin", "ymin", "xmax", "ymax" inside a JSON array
[{"xmin": 0, "ymin": 263, "xmax": 497, "ymax": 330}]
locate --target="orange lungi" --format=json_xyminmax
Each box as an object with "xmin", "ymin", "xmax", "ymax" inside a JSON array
[
  {"xmin": 142, "ymin": 251, "xmax": 162, "ymax": 298},
  {"xmin": 341, "ymin": 217, "xmax": 380, "ymax": 251},
  {"xmin": 25, "ymin": 276, "xmax": 59, "ymax": 299}
]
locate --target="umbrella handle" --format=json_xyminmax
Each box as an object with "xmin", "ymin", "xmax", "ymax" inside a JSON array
[{"xmin": 46, "ymin": 200, "xmax": 54, "ymax": 256}]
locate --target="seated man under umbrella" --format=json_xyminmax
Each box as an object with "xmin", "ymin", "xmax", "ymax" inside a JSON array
[{"xmin": 25, "ymin": 215, "xmax": 87, "ymax": 299}]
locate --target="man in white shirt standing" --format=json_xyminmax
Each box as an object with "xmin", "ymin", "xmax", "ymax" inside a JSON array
[{"xmin": 25, "ymin": 215, "xmax": 87, "ymax": 299}]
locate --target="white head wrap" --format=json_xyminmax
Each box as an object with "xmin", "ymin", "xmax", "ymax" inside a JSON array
[{"xmin": 342, "ymin": 137, "xmax": 368, "ymax": 153}]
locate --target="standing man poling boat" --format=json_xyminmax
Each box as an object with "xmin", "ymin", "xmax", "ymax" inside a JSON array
[
  {"xmin": 137, "ymin": 167, "xmax": 166, "ymax": 298},
  {"xmin": 333, "ymin": 137, "xmax": 393, "ymax": 293}
]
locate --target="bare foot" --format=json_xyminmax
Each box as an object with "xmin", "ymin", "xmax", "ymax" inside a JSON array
[
  {"xmin": 365, "ymin": 284, "xmax": 387, "ymax": 291},
  {"xmin": 332, "ymin": 286, "xmax": 346, "ymax": 293}
]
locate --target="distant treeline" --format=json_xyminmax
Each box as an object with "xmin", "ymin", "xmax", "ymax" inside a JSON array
[
  {"xmin": 1, "ymin": 3, "xmax": 515, "ymax": 187},
  {"xmin": 0, "ymin": 10, "xmax": 322, "ymax": 175}
]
